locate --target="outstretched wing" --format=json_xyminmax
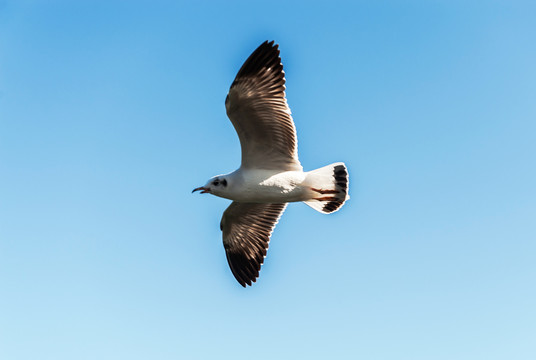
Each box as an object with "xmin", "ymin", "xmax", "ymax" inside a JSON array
[
  {"xmin": 220, "ymin": 201, "xmax": 287, "ymax": 287},
  {"xmin": 225, "ymin": 41, "xmax": 302, "ymax": 171}
]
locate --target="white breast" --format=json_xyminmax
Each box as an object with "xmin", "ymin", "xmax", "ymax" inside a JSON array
[{"xmin": 227, "ymin": 169, "xmax": 308, "ymax": 203}]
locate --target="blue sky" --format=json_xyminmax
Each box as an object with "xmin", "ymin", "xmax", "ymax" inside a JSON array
[{"xmin": 1, "ymin": 1, "xmax": 535, "ymax": 359}]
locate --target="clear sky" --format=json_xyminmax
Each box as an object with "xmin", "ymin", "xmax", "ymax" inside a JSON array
[{"xmin": 1, "ymin": 1, "xmax": 535, "ymax": 359}]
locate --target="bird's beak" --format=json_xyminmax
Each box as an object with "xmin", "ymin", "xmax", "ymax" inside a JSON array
[{"xmin": 192, "ymin": 186, "xmax": 210, "ymax": 194}]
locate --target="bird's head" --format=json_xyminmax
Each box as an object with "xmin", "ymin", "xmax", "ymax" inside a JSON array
[{"xmin": 192, "ymin": 175, "xmax": 229, "ymax": 196}]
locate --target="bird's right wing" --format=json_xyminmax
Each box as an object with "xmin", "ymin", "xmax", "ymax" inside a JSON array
[
  {"xmin": 220, "ymin": 201, "xmax": 287, "ymax": 287},
  {"xmin": 225, "ymin": 41, "xmax": 302, "ymax": 171}
]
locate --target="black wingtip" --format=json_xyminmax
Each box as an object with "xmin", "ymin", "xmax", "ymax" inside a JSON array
[
  {"xmin": 258, "ymin": 40, "xmax": 278, "ymax": 54},
  {"xmin": 233, "ymin": 40, "xmax": 282, "ymax": 82}
]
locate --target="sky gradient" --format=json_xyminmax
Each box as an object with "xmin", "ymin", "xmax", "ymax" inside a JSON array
[{"xmin": 1, "ymin": 1, "xmax": 535, "ymax": 359}]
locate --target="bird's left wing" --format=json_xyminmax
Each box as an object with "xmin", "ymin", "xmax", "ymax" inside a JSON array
[{"xmin": 220, "ymin": 201, "xmax": 287, "ymax": 287}]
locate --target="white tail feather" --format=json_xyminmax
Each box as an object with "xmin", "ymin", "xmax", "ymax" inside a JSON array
[{"xmin": 303, "ymin": 162, "xmax": 349, "ymax": 214}]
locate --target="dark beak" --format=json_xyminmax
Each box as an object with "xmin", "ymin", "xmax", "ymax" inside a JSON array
[{"xmin": 192, "ymin": 186, "xmax": 209, "ymax": 194}]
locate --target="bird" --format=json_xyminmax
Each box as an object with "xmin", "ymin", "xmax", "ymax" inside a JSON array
[{"xmin": 193, "ymin": 41, "xmax": 349, "ymax": 287}]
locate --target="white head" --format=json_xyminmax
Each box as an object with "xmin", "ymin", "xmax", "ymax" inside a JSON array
[{"xmin": 192, "ymin": 175, "xmax": 230, "ymax": 197}]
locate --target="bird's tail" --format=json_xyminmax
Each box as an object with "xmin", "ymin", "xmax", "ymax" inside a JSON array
[{"xmin": 303, "ymin": 162, "xmax": 349, "ymax": 214}]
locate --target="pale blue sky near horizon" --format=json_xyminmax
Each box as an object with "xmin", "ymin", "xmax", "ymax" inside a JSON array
[{"xmin": 1, "ymin": 1, "xmax": 535, "ymax": 359}]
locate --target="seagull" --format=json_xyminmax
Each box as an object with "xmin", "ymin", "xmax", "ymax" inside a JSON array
[{"xmin": 193, "ymin": 41, "xmax": 349, "ymax": 287}]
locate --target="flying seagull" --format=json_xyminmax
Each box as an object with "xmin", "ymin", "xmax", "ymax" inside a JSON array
[{"xmin": 193, "ymin": 41, "xmax": 349, "ymax": 287}]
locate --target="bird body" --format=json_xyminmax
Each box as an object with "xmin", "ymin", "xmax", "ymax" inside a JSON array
[
  {"xmin": 203, "ymin": 165, "xmax": 348, "ymax": 205},
  {"xmin": 210, "ymin": 168, "xmax": 308, "ymax": 203},
  {"xmin": 193, "ymin": 41, "xmax": 350, "ymax": 287}
]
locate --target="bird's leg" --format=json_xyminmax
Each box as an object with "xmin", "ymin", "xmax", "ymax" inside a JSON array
[
  {"xmin": 310, "ymin": 187, "xmax": 340, "ymax": 195},
  {"xmin": 313, "ymin": 196, "xmax": 339, "ymax": 201}
]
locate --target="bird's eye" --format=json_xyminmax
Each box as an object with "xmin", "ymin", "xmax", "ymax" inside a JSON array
[
  {"xmin": 213, "ymin": 180, "xmax": 219, "ymax": 186},
  {"xmin": 222, "ymin": 179, "xmax": 227, "ymax": 187}
]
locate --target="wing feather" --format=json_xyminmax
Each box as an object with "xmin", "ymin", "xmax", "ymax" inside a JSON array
[
  {"xmin": 225, "ymin": 41, "xmax": 301, "ymax": 171},
  {"xmin": 220, "ymin": 202, "xmax": 287, "ymax": 287}
]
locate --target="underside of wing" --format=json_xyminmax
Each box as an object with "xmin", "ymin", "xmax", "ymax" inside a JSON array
[
  {"xmin": 225, "ymin": 41, "xmax": 301, "ymax": 171},
  {"xmin": 220, "ymin": 201, "xmax": 287, "ymax": 287}
]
